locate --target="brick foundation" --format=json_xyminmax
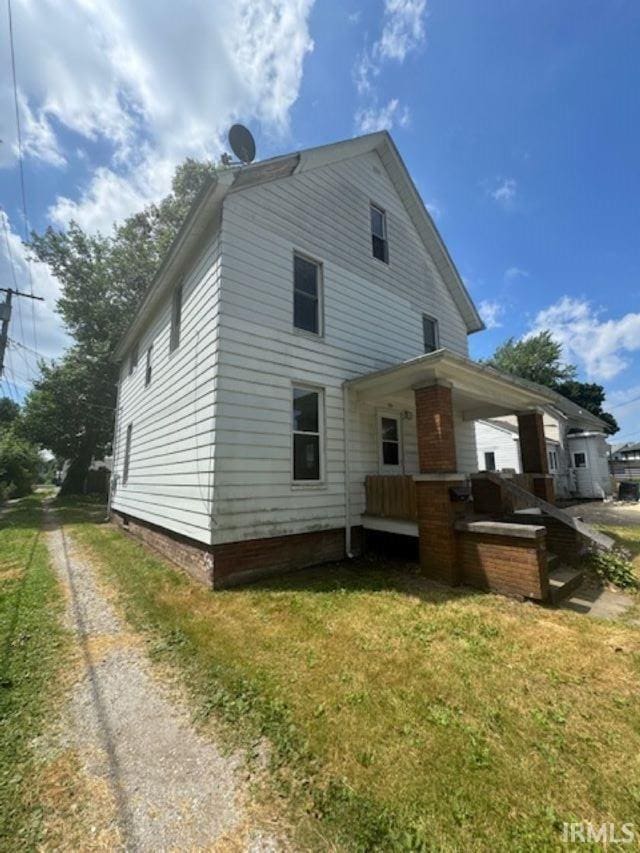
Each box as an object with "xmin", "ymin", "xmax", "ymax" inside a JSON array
[
  {"xmin": 455, "ymin": 521, "xmax": 549, "ymax": 600},
  {"xmin": 111, "ymin": 510, "xmax": 362, "ymax": 588},
  {"xmin": 111, "ymin": 511, "xmax": 214, "ymax": 586}
]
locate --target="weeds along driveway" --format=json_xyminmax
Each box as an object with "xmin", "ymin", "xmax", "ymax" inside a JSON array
[{"xmin": 43, "ymin": 503, "xmax": 276, "ymax": 851}]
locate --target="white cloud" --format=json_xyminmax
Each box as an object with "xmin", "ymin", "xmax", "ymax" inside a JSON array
[
  {"xmin": 355, "ymin": 98, "xmax": 410, "ymax": 134},
  {"xmin": 0, "ymin": 211, "xmax": 71, "ymax": 390},
  {"xmin": 0, "ymin": 0, "xmax": 315, "ymax": 382},
  {"xmin": 426, "ymin": 201, "xmax": 441, "ymax": 220},
  {"xmin": 353, "ymin": 0, "xmax": 426, "ymax": 128},
  {"xmin": 490, "ymin": 178, "xmax": 517, "ymax": 206},
  {"xmin": 529, "ymin": 296, "xmax": 640, "ymax": 380},
  {"xmin": 2, "ymin": 0, "xmax": 315, "ymax": 233},
  {"xmin": 504, "ymin": 266, "xmax": 529, "ymax": 282},
  {"xmin": 478, "ymin": 300, "xmax": 504, "ymax": 330},
  {"xmin": 377, "ymin": 0, "xmax": 427, "ymax": 61}
]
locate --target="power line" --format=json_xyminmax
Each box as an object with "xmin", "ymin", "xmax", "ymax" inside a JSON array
[{"xmin": 6, "ymin": 0, "xmax": 39, "ymax": 357}]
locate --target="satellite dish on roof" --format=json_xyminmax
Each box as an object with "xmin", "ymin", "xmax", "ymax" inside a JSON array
[{"xmin": 228, "ymin": 124, "xmax": 256, "ymax": 164}]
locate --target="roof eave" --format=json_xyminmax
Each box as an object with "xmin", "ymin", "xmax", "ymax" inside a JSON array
[{"xmin": 113, "ymin": 172, "xmax": 231, "ymax": 361}]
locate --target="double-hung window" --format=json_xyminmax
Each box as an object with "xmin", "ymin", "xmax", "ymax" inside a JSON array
[
  {"xmin": 370, "ymin": 203, "xmax": 388, "ymax": 263},
  {"xmin": 170, "ymin": 285, "xmax": 182, "ymax": 352},
  {"xmin": 123, "ymin": 423, "xmax": 133, "ymax": 485},
  {"xmin": 293, "ymin": 254, "xmax": 321, "ymax": 335},
  {"xmin": 129, "ymin": 342, "xmax": 138, "ymax": 375},
  {"xmin": 145, "ymin": 344, "xmax": 153, "ymax": 387},
  {"xmin": 292, "ymin": 386, "xmax": 322, "ymax": 482},
  {"xmin": 423, "ymin": 315, "xmax": 439, "ymax": 353},
  {"xmin": 548, "ymin": 450, "xmax": 558, "ymax": 471},
  {"xmin": 484, "ymin": 451, "xmax": 496, "ymax": 472}
]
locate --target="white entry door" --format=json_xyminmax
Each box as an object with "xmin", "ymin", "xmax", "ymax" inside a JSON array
[{"xmin": 378, "ymin": 412, "xmax": 403, "ymax": 474}]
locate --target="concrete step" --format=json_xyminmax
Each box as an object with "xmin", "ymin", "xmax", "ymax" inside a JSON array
[{"xmin": 548, "ymin": 564, "xmax": 585, "ymax": 604}]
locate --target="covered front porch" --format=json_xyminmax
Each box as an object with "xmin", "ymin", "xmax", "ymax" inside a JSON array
[{"xmin": 345, "ymin": 349, "xmax": 562, "ymax": 601}]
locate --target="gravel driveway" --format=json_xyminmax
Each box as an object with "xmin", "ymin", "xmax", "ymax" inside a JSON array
[{"xmin": 44, "ymin": 505, "xmax": 276, "ymax": 851}]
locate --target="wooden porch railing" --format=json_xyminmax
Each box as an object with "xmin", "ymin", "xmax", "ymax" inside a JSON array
[{"xmin": 365, "ymin": 475, "xmax": 418, "ymax": 521}]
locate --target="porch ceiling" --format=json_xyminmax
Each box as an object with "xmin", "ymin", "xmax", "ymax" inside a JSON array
[{"xmin": 345, "ymin": 349, "xmax": 563, "ymax": 421}]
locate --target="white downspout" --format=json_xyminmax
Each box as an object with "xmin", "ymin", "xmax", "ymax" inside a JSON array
[{"xmin": 343, "ymin": 382, "xmax": 354, "ymax": 558}]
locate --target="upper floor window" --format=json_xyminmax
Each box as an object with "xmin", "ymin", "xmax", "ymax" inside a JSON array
[
  {"xmin": 123, "ymin": 423, "xmax": 133, "ymax": 485},
  {"xmin": 292, "ymin": 386, "xmax": 322, "ymax": 482},
  {"xmin": 170, "ymin": 285, "xmax": 182, "ymax": 352},
  {"xmin": 573, "ymin": 452, "xmax": 587, "ymax": 469},
  {"xmin": 423, "ymin": 315, "xmax": 439, "ymax": 353},
  {"xmin": 128, "ymin": 342, "xmax": 139, "ymax": 375},
  {"xmin": 548, "ymin": 450, "xmax": 558, "ymax": 471},
  {"xmin": 370, "ymin": 203, "xmax": 388, "ymax": 263},
  {"xmin": 145, "ymin": 344, "xmax": 153, "ymax": 387},
  {"xmin": 293, "ymin": 253, "xmax": 321, "ymax": 335}
]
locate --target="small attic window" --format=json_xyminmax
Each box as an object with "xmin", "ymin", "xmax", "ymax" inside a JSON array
[
  {"xmin": 370, "ymin": 204, "xmax": 388, "ymax": 263},
  {"xmin": 128, "ymin": 342, "xmax": 139, "ymax": 375}
]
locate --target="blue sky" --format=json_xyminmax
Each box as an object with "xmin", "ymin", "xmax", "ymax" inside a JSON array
[{"xmin": 1, "ymin": 0, "xmax": 639, "ymax": 440}]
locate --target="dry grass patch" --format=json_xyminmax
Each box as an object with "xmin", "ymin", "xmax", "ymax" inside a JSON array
[{"xmin": 62, "ymin": 500, "xmax": 640, "ymax": 851}]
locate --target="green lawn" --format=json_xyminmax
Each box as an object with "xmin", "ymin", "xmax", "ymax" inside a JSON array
[
  {"xmin": 0, "ymin": 496, "xmax": 72, "ymax": 849},
  {"xmin": 59, "ymin": 499, "xmax": 640, "ymax": 852}
]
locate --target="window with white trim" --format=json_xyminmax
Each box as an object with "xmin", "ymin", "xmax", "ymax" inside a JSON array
[
  {"xmin": 145, "ymin": 344, "xmax": 153, "ymax": 387},
  {"xmin": 573, "ymin": 452, "xmax": 587, "ymax": 468},
  {"xmin": 370, "ymin": 203, "xmax": 388, "ymax": 262},
  {"xmin": 123, "ymin": 423, "xmax": 133, "ymax": 485},
  {"xmin": 293, "ymin": 254, "xmax": 321, "ymax": 334},
  {"xmin": 548, "ymin": 450, "xmax": 558, "ymax": 471},
  {"xmin": 379, "ymin": 414, "xmax": 402, "ymax": 469},
  {"xmin": 170, "ymin": 285, "xmax": 182, "ymax": 352},
  {"xmin": 128, "ymin": 342, "xmax": 138, "ymax": 375},
  {"xmin": 292, "ymin": 386, "xmax": 322, "ymax": 481},
  {"xmin": 484, "ymin": 451, "xmax": 496, "ymax": 471},
  {"xmin": 423, "ymin": 315, "xmax": 439, "ymax": 354}
]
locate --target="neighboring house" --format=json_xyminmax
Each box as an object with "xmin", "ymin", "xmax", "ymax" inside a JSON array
[
  {"xmin": 476, "ymin": 407, "xmax": 612, "ymax": 500},
  {"xmin": 610, "ymin": 442, "xmax": 640, "ymax": 479},
  {"xmin": 109, "ymin": 131, "xmax": 609, "ymax": 591}
]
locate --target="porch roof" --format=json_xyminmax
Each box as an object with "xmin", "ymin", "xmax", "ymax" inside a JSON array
[{"xmin": 345, "ymin": 349, "xmax": 607, "ymax": 429}]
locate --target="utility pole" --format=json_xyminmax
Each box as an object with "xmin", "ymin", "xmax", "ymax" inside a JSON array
[{"xmin": 0, "ymin": 287, "xmax": 44, "ymax": 378}]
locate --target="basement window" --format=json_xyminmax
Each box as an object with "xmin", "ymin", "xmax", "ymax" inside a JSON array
[
  {"xmin": 123, "ymin": 423, "xmax": 133, "ymax": 485},
  {"xmin": 370, "ymin": 203, "xmax": 388, "ymax": 263},
  {"xmin": 292, "ymin": 386, "xmax": 322, "ymax": 482}
]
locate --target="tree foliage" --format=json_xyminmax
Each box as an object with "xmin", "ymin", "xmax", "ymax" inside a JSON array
[
  {"xmin": 486, "ymin": 332, "xmax": 576, "ymax": 387},
  {"xmin": 23, "ymin": 158, "xmax": 218, "ymax": 493},
  {"xmin": 0, "ymin": 397, "xmax": 40, "ymax": 498},
  {"xmin": 486, "ymin": 331, "xmax": 619, "ymax": 434}
]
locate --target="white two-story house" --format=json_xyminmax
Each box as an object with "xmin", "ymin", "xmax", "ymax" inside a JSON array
[{"xmin": 111, "ymin": 131, "xmax": 604, "ymax": 589}]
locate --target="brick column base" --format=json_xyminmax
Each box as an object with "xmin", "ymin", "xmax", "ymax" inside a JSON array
[{"xmin": 415, "ymin": 475, "xmax": 466, "ymax": 585}]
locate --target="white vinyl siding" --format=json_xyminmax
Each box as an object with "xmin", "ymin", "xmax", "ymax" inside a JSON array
[
  {"xmin": 212, "ymin": 150, "xmax": 474, "ymax": 544},
  {"xmin": 111, "ymin": 231, "xmax": 221, "ymax": 544}
]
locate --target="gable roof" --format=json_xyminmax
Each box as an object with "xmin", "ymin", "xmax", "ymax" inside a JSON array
[{"xmin": 114, "ymin": 131, "xmax": 484, "ymax": 360}]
